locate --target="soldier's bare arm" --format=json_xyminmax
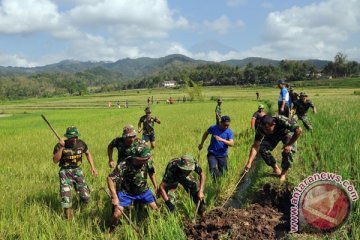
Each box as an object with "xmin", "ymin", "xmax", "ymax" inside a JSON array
[
  {"xmin": 137, "ymin": 120, "xmax": 142, "ymax": 133},
  {"xmin": 313, "ymin": 105, "xmax": 317, "ymax": 114},
  {"xmin": 149, "ymin": 172, "xmax": 158, "ymax": 193},
  {"xmin": 245, "ymin": 140, "xmax": 261, "ymax": 171},
  {"xmin": 107, "ymin": 175, "xmax": 120, "ymax": 206},
  {"xmin": 107, "ymin": 143, "xmax": 115, "ymax": 168},
  {"xmin": 158, "ymin": 182, "xmax": 170, "ymax": 201},
  {"xmin": 251, "ymin": 117, "xmax": 256, "ymax": 130},
  {"xmin": 198, "ymin": 172, "xmax": 206, "ymax": 200},
  {"xmin": 53, "ymin": 139, "xmax": 65, "ymax": 164},
  {"xmin": 283, "ymin": 127, "xmax": 302, "ymax": 153},
  {"xmin": 85, "ymin": 150, "xmax": 98, "ymax": 176}
]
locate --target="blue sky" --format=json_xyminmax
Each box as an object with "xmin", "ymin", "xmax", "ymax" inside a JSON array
[{"xmin": 0, "ymin": 0, "xmax": 359, "ymax": 67}]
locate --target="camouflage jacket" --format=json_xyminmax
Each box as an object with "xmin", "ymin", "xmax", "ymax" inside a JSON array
[
  {"xmin": 255, "ymin": 115, "xmax": 300, "ymax": 142},
  {"xmin": 109, "ymin": 159, "xmax": 155, "ymax": 195},
  {"xmin": 293, "ymin": 99, "xmax": 314, "ymax": 116},
  {"xmin": 108, "ymin": 137, "xmax": 146, "ymax": 164},
  {"xmin": 289, "ymin": 91, "xmax": 299, "ymax": 103},
  {"xmin": 139, "ymin": 115, "xmax": 158, "ymax": 135},
  {"xmin": 54, "ymin": 139, "xmax": 88, "ymax": 168},
  {"xmin": 162, "ymin": 158, "xmax": 202, "ymax": 184},
  {"xmin": 215, "ymin": 105, "xmax": 221, "ymax": 116}
]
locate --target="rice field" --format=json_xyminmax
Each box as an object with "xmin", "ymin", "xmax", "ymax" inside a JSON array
[{"xmin": 0, "ymin": 85, "xmax": 359, "ymax": 239}]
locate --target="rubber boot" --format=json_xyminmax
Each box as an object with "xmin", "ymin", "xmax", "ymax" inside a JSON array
[{"xmin": 64, "ymin": 208, "xmax": 74, "ymax": 220}]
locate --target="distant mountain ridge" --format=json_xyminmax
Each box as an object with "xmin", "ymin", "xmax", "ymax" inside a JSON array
[{"xmin": 0, "ymin": 54, "xmax": 331, "ymax": 79}]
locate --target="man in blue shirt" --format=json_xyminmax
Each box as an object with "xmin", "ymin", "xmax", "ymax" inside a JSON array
[
  {"xmin": 278, "ymin": 79, "xmax": 290, "ymax": 117},
  {"xmin": 198, "ymin": 115, "xmax": 234, "ymax": 179}
]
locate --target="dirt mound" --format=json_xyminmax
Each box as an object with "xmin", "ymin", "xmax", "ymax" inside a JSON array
[
  {"xmin": 185, "ymin": 183, "xmax": 294, "ymax": 240},
  {"xmin": 253, "ymin": 183, "xmax": 293, "ymax": 215},
  {"xmin": 186, "ymin": 204, "xmax": 282, "ymax": 240}
]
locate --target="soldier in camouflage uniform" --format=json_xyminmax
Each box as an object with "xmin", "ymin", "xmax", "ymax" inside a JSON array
[
  {"xmin": 107, "ymin": 144, "xmax": 157, "ymax": 233},
  {"xmin": 138, "ymin": 107, "xmax": 161, "ymax": 149},
  {"xmin": 245, "ymin": 115, "xmax": 302, "ymax": 182},
  {"xmin": 158, "ymin": 155, "xmax": 206, "ymax": 216},
  {"xmin": 107, "ymin": 124, "xmax": 147, "ymax": 168},
  {"xmin": 215, "ymin": 98, "xmax": 222, "ymax": 125},
  {"xmin": 289, "ymin": 87, "xmax": 298, "ymax": 105},
  {"xmin": 53, "ymin": 126, "xmax": 98, "ymax": 219},
  {"xmin": 293, "ymin": 92, "xmax": 317, "ymax": 130}
]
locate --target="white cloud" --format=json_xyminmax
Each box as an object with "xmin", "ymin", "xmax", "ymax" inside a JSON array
[
  {"xmin": 66, "ymin": 0, "xmax": 187, "ymax": 31},
  {"xmin": 0, "ymin": 0, "xmax": 60, "ymax": 34},
  {"xmin": 260, "ymin": 0, "xmax": 360, "ymax": 60},
  {"xmin": 204, "ymin": 16, "xmax": 232, "ymax": 35},
  {"xmin": 203, "ymin": 16, "xmax": 245, "ymax": 35},
  {"xmin": 0, "ymin": 51, "xmax": 37, "ymax": 67}
]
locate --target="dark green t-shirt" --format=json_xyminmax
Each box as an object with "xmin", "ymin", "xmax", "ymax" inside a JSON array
[
  {"xmin": 108, "ymin": 137, "xmax": 145, "ymax": 164},
  {"xmin": 53, "ymin": 139, "xmax": 88, "ymax": 168},
  {"xmin": 139, "ymin": 115, "xmax": 158, "ymax": 135},
  {"xmin": 294, "ymin": 99, "xmax": 314, "ymax": 116}
]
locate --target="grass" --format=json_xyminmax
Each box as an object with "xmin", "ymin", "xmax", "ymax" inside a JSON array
[{"xmin": 0, "ymin": 83, "xmax": 359, "ymax": 239}]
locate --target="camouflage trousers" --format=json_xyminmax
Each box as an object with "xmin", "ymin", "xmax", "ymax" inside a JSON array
[
  {"xmin": 295, "ymin": 115, "xmax": 313, "ymax": 130},
  {"xmin": 165, "ymin": 177, "xmax": 200, "ymax": 204},
  {"xmin": 59, "ymin": 167, "xmax": 90, "ymax": 208},
  {"xmin": 259, "ymin": 134, "xmax": 293, "ymax": 171}
]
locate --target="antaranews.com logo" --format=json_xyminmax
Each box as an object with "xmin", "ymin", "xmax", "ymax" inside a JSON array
[{"xmin": 290, "ymin": 172, "xmax": 358, "ymax": 233}]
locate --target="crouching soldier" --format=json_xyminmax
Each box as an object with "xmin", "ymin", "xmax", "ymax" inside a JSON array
[
  {"xmin": 245, "ymin": 115, "xmax": 302, "ymax": 182},
  {"xmin": 158, "ymin": 155, "xmax": 206, "ymax": 217},
  {"xmin": 53, "ymin": 126, "xmax": 98, "ymax": 219},
  {"xmin": 107, "ymin": 144, "xmax": 158, "ymax": 233}
]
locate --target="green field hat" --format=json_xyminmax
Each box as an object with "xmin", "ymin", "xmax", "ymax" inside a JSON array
[
  {"xmin": 258, "ymin": 104, "xmax": 264, "ymax": 109},
  {"xmin": 145, "ymin": 107, "xmax": 151, "ymax": 113},
  {"xmin": 122, "ymin": 124, "xmax": 137, "ymax": 138},
  {"xmin": 217, "ymin": 98, "xmax": 222, "ymax": 103},
  {"xmin": 177, "ymin": 155, "xmax": 196, "ymax": 171},
  {"xmin": 64, "ymin": 126, "xmax": 80, "ymax": 138},
  {"xmin": 136, "ymin": 145, "xmax": 151, "ymax": 158}
]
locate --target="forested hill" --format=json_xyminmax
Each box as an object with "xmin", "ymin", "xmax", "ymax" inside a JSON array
[
  {"xmin": 1, "ymin": 53, "xmax": 358, "ymax": 100},
  {"xmin": 0, "ymin": 54, "xmax": 329, "ymax": 79}
]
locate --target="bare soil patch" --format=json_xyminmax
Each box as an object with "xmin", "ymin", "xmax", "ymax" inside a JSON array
[{"xmin": 186, "ymin": 183, "xmax": 293, "ymax": 240}]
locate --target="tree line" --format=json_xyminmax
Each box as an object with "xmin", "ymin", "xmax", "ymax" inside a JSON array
[{"xmin": 0, "ymin": 52, "xmax": 359, "ymax": 100}]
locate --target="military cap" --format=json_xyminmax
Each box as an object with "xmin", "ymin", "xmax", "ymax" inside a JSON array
[
  {"xmin": 64, "ymin": 126, "xmax": 80, "ymax": 138},
  {"xmin": 122, "ymin": 124, "xmax": 137, "ymax": 138},
  {"xmin": 217, "ymin": 98, "xmax": 222, "ymax": 103},
  {"xmin": 177, "ymin": 155, "xmax": 196, "ymax": 171},
  {"xmin": 258, "ymin": 104, "xmax": 264, "ymax": 109},
  {"xmin": 136, "ymin": 145, "xmax": 151, "ymax": 158}
]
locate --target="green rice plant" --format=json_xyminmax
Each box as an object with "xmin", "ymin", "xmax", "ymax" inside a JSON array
[{"xmin": 0, "ymin": 86, "xmax": 359, "ymax": 239}]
